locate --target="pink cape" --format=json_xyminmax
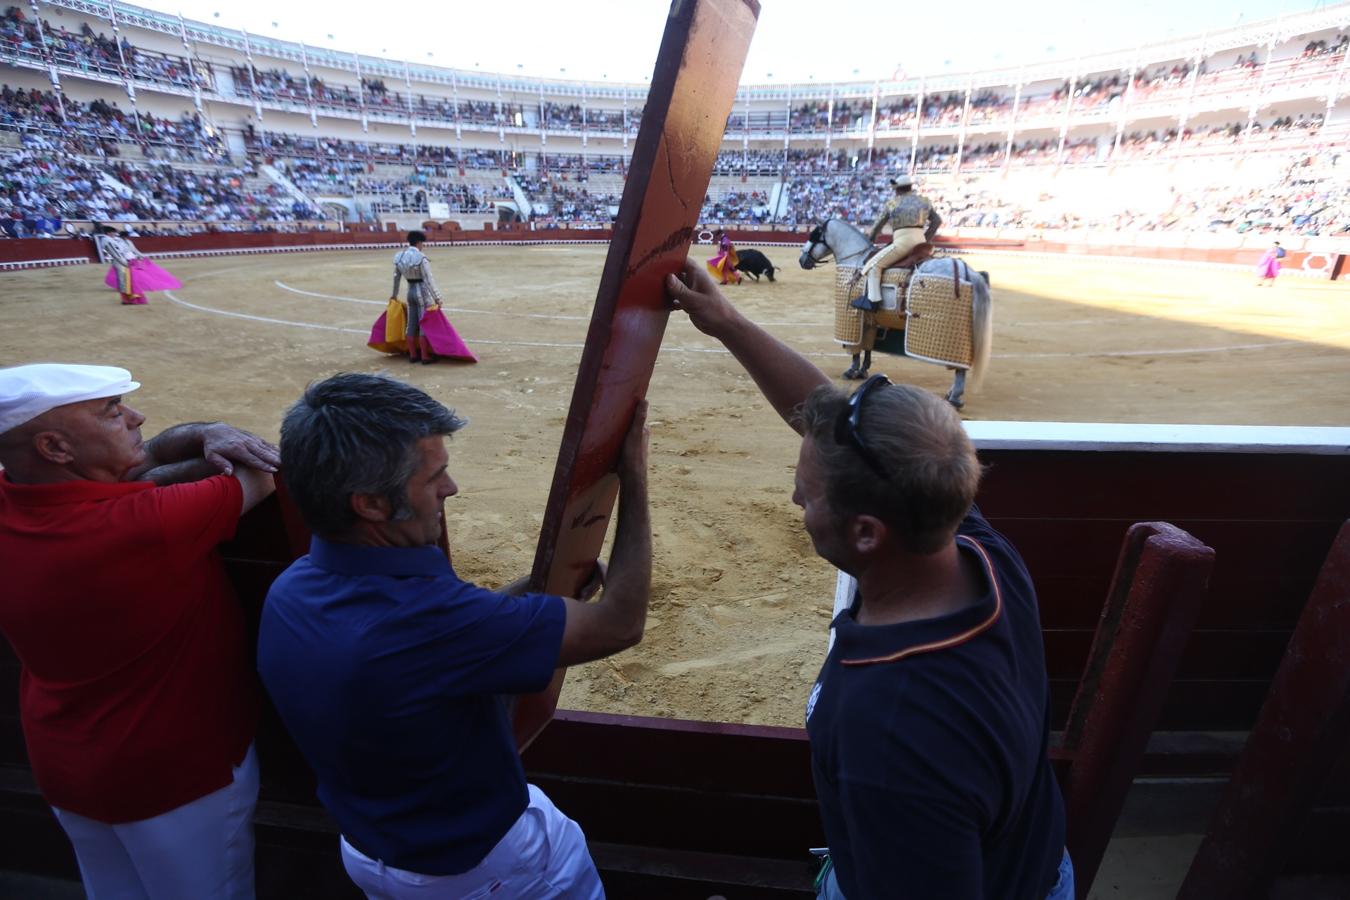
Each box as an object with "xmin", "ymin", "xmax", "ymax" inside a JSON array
[
  {"xmin": 1255, "ymin": 251, "xmax": 1281, "ymax": 278},
  {"xmin": 104, "ymin": 259, "xmax": 182, "ymax": 292},
  {"xmin": 367, "ymin": 308, "xmax": 478, "ymax": 362}
]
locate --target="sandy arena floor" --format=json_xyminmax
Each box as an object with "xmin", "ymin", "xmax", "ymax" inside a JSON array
[{"xmin": 3, "ymin": 245, "xmax": 1349, "ymax": 729}]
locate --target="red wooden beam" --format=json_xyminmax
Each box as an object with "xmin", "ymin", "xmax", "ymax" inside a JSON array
[
  {"xmin": 517, "ymin": 0, "xmax": 759, "ymax": 746},
  {"xmin": 1058, "ymin": 522, "xmax": 1215, "ymax": 899},
  {"xmin": 1178, "ymin": 521, "xmax": 1350, "ymax": 900}
]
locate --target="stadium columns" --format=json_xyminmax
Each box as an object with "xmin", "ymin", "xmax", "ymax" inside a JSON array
[
  {"xmin": 866, "ymin": 79, "xmax": 879, "ymax": 165},
  {"xmin": 298, "ymin": 41, "xmax": 317, "ymax": 128},
  {"xmin": 353, "ymin": 52, "xmax": 367, "ymax": 133},
  {"xmin": 27, "ymin": 0, "xmax": 65, "ymax": 123},
  {"xmin": 1056, "ymin": 62, "xmax": 1078, "ymax": 167},
  {"xmin": 103, "ymin": 0, "xmax": 143, "ymax": 140},
  {"xmin": 240, "ymin": 29, "xmax": 263, "ymax": 120},
  {"xmin": 496, "ymin": 73, "xmax": 507, "ymax": 146},
  {"xmin": 450, "ymin": 66, "xmax": 463, "ymax": 142},
  {"xmin": 739, "ymin": 84, "xmax": 750, "ymax": 171},
  {"xmin": 825, "ymin": 83, "xmax": 834, "ymax": 153},
  {"xmin": 176, "ymin": 12, "xmax": 205, "ymax": 115},
  {"xmin": 1316, "ymin": 38, "xmax": 1350, "ymax": 158},
  {"xmin": 1006, "ymin": 71, "xmax": 1023, "ymax": 171},
  {"xmin": 954, "ymin": 76, "xmax": 973, "ymax": 174},
  {"xmin": 518, "ymin": 0, "xmax": 760, "ymax": 751},
  {"xmin": 1174, "ymin": 30, "xmax": 1208, "ymax": 156},
  {"xmin": 910, "ymin": 76, "xmax": 924, "ymax": 172},
  {"xmin": 1242, "ymin": 37, "xmax": 1277, "ymax": 148},
  {"xmin": 403, "ymin": 59, "xmax": 417, "ymax": 138},
  {"xmin": 1112, "ymin": 52, "xmax": 1140, "ymax": 162}
]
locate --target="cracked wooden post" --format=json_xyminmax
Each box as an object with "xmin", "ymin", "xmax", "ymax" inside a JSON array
[{"xmin": 514, "ymin": 0, "xmax": 760, "ymax": 749}]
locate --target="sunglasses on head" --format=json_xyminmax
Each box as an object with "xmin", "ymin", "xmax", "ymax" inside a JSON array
[{"xmin": 833, "ymin": 374, "xmax": 892, "ymax": 479}]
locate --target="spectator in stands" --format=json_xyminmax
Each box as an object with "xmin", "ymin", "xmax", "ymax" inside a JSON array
[
  {"xmin": 665, "ymin": 262, "xmax": 1070, "ymax": 900},
  {"xmin": 258, "ymin": 373, "xmax": 653, "ymax": 898},
  {"xmin": 0, "ymin": 362, "xmax": 279, "ymax": 900}
]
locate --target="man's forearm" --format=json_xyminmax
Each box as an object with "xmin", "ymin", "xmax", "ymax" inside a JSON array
[
  {"xmin": 140, "ymin": 422, "xmax": 214, "ymax": 468},
  {"xmin": 717, "ymin": 314, "xmax": 831, "ymax": 433},
  {"xmin": 135, "ymin": 457, "xmax": 219, "ymax": 486},
  {"xmin": 599, "ymin": 471, "xmax": 651, "ymax": 644}
]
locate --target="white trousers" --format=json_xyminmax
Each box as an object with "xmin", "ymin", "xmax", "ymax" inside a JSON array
[
  {"xmin": 51, "ymin": 743, "xmax": 259, "ymax": 900},
  {"xmin": 862, "ymin": 228, "xmax": 927, "ymax": 307},
  {"xmin": 340, "ymin": 784, "xmax": 604, "ymax": 899}
]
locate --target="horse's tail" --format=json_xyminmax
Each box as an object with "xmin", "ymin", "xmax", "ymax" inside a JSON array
[{"xmin": 968, "ymin": 270, "xmax": 993, "ymax": 393}]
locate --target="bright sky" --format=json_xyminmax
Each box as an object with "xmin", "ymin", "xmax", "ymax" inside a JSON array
[{"xmin": 142, "ymin": 0, "xmax": 1327, "ymax": 85}]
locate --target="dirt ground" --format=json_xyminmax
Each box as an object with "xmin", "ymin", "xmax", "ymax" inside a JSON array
[{"xmin": 3, "ymin": 245, "xmax": 1349, "ymax": 730}]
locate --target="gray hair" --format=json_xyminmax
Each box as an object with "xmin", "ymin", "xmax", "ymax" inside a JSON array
[
  {"xmin": 797, "ymin": 382, "xmax": 981, "ymax": 554},
  {"xmin": 280, "ymin": 373, "xmax": 465, "ymax": 537}
]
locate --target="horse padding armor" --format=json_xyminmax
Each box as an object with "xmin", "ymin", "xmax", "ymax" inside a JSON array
[
  {"xmin": 832, "ymin": 266, "xmax": 912, "ymax": 344},
  {"xmin": 904, "ymin": 260, "xmax": 975, "ymax": 369}
]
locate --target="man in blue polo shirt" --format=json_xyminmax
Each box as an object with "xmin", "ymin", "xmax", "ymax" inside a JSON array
[
  {"xmin": 667, "ymin": 262, "xmax": 1070, "ymax": 900},
  {"xmin": 258, "ymin": 373, "xmax": 651, "ymax": 898}
]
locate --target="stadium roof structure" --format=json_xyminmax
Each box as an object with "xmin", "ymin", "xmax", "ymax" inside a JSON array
[{"xmin": 42, "ymin": 0, "xmax": 1350, "ymax": 99}]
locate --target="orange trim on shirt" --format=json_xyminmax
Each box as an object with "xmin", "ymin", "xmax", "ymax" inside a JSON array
[{"xmin": 840, "ymin": 537, "xmax": 1004, "ymax": 667}]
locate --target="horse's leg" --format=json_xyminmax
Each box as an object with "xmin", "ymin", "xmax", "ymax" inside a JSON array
[
  {"xmin": 843, "ymin": 352, "xmax": 862, "ymax": 379},
  {"xmin": 945, "ymin": 368, "xmax": 967, "ymax": 410},
  {"xmin": 859, "ymin": 349, "xmax": 872, "ymax": 378}
]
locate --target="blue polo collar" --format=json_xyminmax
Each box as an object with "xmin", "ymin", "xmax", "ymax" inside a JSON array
[
  {"xmin": 308, "ymin": 536, "xmax": 452, "ymax": 579},
  {"xmin": 832, "ymin": 536, "xmax": 1004, "ymax": 667}
]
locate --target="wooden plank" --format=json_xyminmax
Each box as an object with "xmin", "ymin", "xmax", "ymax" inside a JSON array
[
  {"xmin": 1180, "ymin": 522, "xmax": 1350, "ymax": 898},
  {"xmin": 977, "ymin": 451, "xmax": 1350, "ymax": 522},
  {"xmin": 1043, "ymin": 628, "xmax": 1293, "ymax": 680},
  {"xmin": 1058, "ymin": 523, "xmax": 1215, "ymax": 898},
  {"xmin": 519, "ymin": 0, "xmax": 759, "ymax": 745},
  {"xmin": 530, "ymin": 0, "xmax": 760, "ymax": 599}
]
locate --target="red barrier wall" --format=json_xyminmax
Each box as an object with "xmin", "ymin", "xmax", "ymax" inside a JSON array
[{"xmin": 0, "ymin": 230, "xmax": 1341, "ymax": 278}]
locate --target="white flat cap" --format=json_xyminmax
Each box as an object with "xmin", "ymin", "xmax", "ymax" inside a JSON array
[{"xmin": 0, "ymin": 364, "xmax": 140, "ymax": 435}]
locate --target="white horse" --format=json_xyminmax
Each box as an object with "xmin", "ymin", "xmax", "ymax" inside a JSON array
[{"xmin": 799, "ymin": 217, "xmax": 993, "ymax": 409}]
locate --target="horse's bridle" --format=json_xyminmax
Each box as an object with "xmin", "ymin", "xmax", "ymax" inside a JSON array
[{"xmin": 798, "ymin": 220, "xmax": 833, "ymax": 270}]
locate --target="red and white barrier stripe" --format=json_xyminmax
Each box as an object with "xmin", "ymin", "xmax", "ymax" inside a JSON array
[{"xmin": 0, "ymin": 257, "xmax": 94, "ymax": 271}]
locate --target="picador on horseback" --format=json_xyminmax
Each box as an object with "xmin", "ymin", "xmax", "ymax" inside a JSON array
[
  {"xmin": 856, "ymin": 175, "xmax": 942, "ymax": 311},
  {"xmin": 798, "ymin": 177, "xmax": 991, "ymax": 411}
]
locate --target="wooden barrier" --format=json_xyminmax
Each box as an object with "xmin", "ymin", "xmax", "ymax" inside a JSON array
[
  {"xmin": 0, "ymin": 426, "xmax": 1346, "ymax": 895},
  {"xmin": 1, "ymin": 230, "xmax": 1341, "ymax": 277}
]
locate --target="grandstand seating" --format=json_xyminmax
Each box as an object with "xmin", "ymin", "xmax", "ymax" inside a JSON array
[{"xmin": 0, "ymin": 0, "xmax": 1347, "ymax": 240}]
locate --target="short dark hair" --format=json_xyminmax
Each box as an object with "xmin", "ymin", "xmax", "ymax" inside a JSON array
[
  {"xmin": 280, "ymin": 373, "xmax": 465, "ymax": 537},
  {"xmin": 407, "ymin": 230, "xmax": 426, "ymax": 245},
  {"xmin": 797, "ymin": 383, "xmax": 981, "ymax": 554}
]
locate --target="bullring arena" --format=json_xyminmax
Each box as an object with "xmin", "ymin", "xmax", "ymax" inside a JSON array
[
  {"xmin": 4, "ymin": 243, "xmax": 1348, "ymax": 727},
  {"xmin": 5, "ymin": 0, "xmax": 1350, "ymax": 896}
]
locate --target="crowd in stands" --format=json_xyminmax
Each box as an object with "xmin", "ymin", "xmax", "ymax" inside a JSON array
[
  {"xmin": 2, "ymin": 6, "xmax": 1346, "ymax": 239},
  {"xmin": 540, "ymin": 103, "xmax": 635, "ymax": 132},
  {"xmin": 247, "ymin": 129, "xmax": 519, "ymax": 172},
  {"xmin": 767, "ymin": 148, "xmax": 1349, "ymax": 237},
  {"xmin": 3, "ymin": 6, "xmax": 209, "ymax": 92},
  {"xmin": 700, "ymin": 188, "xmax": 773, "ymax": 224},
  {"xmin": 0, "ymin": 85, "xmax": 228, "ymax": 161},
  {"xmin": 1, "ymin": 130, "xmax": 318, "ymax": 236}
]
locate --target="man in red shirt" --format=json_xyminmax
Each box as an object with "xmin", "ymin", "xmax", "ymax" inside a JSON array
[{"xmin": 0, "ymin": 363, "xmax": 278, "ymax": 899}]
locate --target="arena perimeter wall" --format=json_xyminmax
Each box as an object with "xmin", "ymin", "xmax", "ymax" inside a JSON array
[{"xmin": 0, "ymin": 229, "xmax": 1344, "ymax": 278}]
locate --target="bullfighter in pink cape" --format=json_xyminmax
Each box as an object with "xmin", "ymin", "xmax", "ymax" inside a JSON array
[
  {"xmin": 96, "ymin": 226, "xmax": 181, "ymax": 305},
  {"xmin": 368, "ymin": 230, "xmax": 477, "ymax": 364},
  {"xmin": 1255, "ymin": 241, "xmax": 1284, "ymax": 287}
]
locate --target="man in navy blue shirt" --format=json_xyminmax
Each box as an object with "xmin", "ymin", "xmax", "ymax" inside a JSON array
[
  {"xmin": 258, "ymin": 373, "xmax": 651, "ymax": 898},
  {"xmin": 667, "ymin": 263, "xmax": 1070, "ymax": 900}
]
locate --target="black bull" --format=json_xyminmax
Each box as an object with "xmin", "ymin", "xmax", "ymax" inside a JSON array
[{"xmin": 734, "ymin": 248, "xmax": 776, "ymax": 281}]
